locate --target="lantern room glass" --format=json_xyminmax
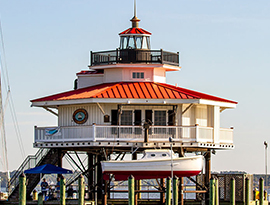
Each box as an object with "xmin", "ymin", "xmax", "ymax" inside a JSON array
[{"xmin": 120, "ymin": 36, "xmax": 150, "ymax": 50}]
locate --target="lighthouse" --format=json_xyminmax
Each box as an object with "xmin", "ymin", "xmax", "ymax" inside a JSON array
[{"xmin": 8, "ymin": 5, "xmax": 237, "ymax": 204}]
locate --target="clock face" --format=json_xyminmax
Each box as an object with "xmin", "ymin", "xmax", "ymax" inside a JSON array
[{"xmin": 73, "ymin": 109, "xmax": 88, "ymax": 124}]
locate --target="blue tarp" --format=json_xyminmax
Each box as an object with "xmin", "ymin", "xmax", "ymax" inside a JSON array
[{"xmin": 24, "ymin": 164, "xmax": 73, "ymax": 174}]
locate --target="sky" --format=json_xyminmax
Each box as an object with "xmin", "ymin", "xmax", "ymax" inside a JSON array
[{"xmin": 0, "ymin": 0, "xmax": 269, "ymax": 174}]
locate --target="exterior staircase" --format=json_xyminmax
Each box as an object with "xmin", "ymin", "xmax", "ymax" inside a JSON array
[{"xmin": 8, "ymin": 148, "xmax": 62, "ymax": 201}]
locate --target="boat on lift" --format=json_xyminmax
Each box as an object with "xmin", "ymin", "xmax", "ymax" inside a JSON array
[{"xmin": 102, "ymin": 149, "xmax": 203, "ymax": 180}]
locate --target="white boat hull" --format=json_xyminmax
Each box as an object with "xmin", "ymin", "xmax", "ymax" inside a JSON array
[{"xmin": 102, "ymin": 155, "xmax": 203, "ymax": 180}]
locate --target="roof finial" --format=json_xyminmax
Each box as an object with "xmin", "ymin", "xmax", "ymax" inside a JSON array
[
  {"xmin": 134, "ymin": 0, "xmax": 136, "ymax": 17},
  {"xmin": 131, "ymin": 0, "xmax": 140, "ymax": 28}
]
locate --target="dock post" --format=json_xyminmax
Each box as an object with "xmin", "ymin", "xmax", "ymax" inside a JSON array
[
  {"xmin": 19, "ymin": 173, "xmax": 26, "ymax": 205},
  {"xmin": 259, "ymin": 178, "xmax": 264, "ymax": 205},
  {"xmin": 230, "ymin": 178, "xmax": 235, "ymax": 205},
  {"xmin": 160, "ymin": 178, "xmax": 166, "ymax": 205},
  {"xmin": 128, "ymin": 175, "xmax": 135, "ymax": 205},
  {"xmin": 179, "ymin": 177, "xmax": 184, "ymax": 205},
  {"xmin": 33, "ymin": 190, "xmax": 38, "ymax": 201},
  {"xmin": 173, "ymin": 176, "xmax": 178, "ymax": 205},
  {"xmin": 209, "ymin": 177, "xmax": 215, "ymax": 205},
  {"xmin": 245, "ymin": 177, "xmax": 250, "ymax": 205},
  {"xmin": 79, "ymin": 174, "xmax": 85, "ymax": 205},
  {"xmin": 166, "ymin": 177, "xmax": 171, "ymax": 205},
  {"xmin": 215, "ymin": 177, "xmax": 219, "ymax": 205},
  {"xmin": 60, "ymin": 176, "xmax": 66, "ymax": 205},
  {"xmin": 38, "ymin": 193, "xmax": 43, "ymax": 205}
]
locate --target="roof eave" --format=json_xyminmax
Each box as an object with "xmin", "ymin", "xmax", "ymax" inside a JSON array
[{"xmin": 31, "ymin": 98, "xmax": 237, "ymax": 109}]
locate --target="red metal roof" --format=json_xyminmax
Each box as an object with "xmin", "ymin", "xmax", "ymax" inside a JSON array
[
  {"xmin": 31, "ymin": 82, "xmax": 237, "ymax": 104},
  {"xmin": 119, "ymin": 28, "xmax": 152, "ymax": 35}
]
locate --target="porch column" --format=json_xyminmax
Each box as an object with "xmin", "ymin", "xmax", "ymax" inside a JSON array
[
  {"xmin": 213, "ymin": 105, "xmax": 220, "ymax": 143},
  {"xmin": 97, "ymin": 154, "xmax": 103, "ymax": 200}
]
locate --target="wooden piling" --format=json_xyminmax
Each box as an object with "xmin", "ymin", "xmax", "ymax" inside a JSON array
[
  {"xmin": 37, "ymin": 193, "xmax": 43, "ymax": 205},
  {"xmin": 128, "ymin": 175, "xmax": 135, "ymax": 205},
  {"xmin": 79, "ymin": 175, "xmax": 85, "ymax": 205},
  {"xmin": 173, "ymin": 176, "xmax": 178, "ymax": 205},
  {"xmin": 19, "ymin": 173, "xmax": 26, "ymax": 205},
  {"xmin": 209, "ymin": 177, "xmax": 215, "ymax": 205},
  {"xmin": 230, "ymin": 178, "xmax": 235, "ymax": 205},
  {"xmin": 160, "ymin": 178, "xmax": 166, "ymax": 205},
  {"xmin": 245, "ymin": 177, "xmax": 250, "ymax": 205},
  {"xmin": 215, "ymin": 177, "xmax": 219, "ymax": 205},
  {"xmin": 60, "ymin": 176, "xmax": 66, "ymax": 205},
  {"xmin": 166, "ymin": 177, "xmax": 171, "ymax": 205},
  {"xmin": 259, "ymin": 178, "xmax": 264, "ymax": 205}
]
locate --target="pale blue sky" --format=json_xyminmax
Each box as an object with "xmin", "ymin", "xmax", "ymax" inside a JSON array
[{"xmin": 0, "ymin": 0, "xmax": 270, "ymax": 173}]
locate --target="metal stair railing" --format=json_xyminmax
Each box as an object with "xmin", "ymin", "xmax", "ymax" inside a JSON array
[{"xmin": 8, "ymin": 148, "xmax": 50, "ymax": 195}]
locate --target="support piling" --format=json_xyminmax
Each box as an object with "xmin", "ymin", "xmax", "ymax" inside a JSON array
[
  {"xmin": 173, "ymin": 176, "xmax": 179, "ymax": 205},
  {"xmin": 128, "ymin": 175, "xmax": 135, "ymax": 205},
  {"xmin": 60, "ymin": 176, "xmax": 66, "ymax": 205},
  {"xmin": 166, "ymin": 177, "xmax": 171, "ymax": 205},
  {"xmin": 209, "ymin": 177, "xmax": 215, "ymax": 205},
  {"xmin": 215, "ymin": 177, "xmax": 219, "ymax": 205},
  {"xmin": 230, "ymin": 178, "xmax": 235, "ymax": 205},
  {"xmin": 37, "ymin": 193, "xmax": 43, "ymax": 205},
  {"xmin": 19, "ymin": 173, "xmax": 26, "ymax": 205},
  {"xmin": 259, "ymin": 178, "xmax": 264, "ymax": 205},
  {"xmin": 79, "ymin": 175, "xmax": 85, "ymax": 205},
  {"xmin": 245, "ymin": 177, "xmax": 250, "ymax": 205}
]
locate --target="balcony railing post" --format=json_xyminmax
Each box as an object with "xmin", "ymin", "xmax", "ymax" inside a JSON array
[
  {"xmin": 90, "ymin": 51, "xmax": 93, "ymax": 66},
  {"xmin": 92, "ymin": 123, "xmax": 96, "ymax": 141},
  {"xmin": 160, "ymin": 49, "xmax": 164, "ymax": 64},
  {"xmin": 195, "ymin": 124, "xmax": 199, "ymax": 142}
]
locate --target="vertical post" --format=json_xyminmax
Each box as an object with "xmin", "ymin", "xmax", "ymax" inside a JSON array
[
  {"xmin": 103, "ymin": 180, "xmax": 108, "ymax": 205},
  {"xmin": 259, "ymin": 178, "xmax": 264, "ymax": 205},
  {"xmin": 173, "ymin": 176, "xmax": 179, "ymax": 205},
  {"xmin": 90, "ymin": 51, "xmax": 93, "ymax": 66},
  {"xmin": 209, "ymin": 177, "xmax": 215, "ymax": 205},
  {"xmin": 245, "ymin": 177, "xmax": 250, "ymax": 205},
  {"xmin": 33, "ymin": 190, "xmax": 38, "ymax": 201},
  {"xmin": 92, "ymin": 123, "xmax": 96, "ymax": 141},
  {"xmin": 19, "ymin": 173, "xmax": 26, "ymax": 205},
  {"xmin": 160, "ymin": 49, "xmax": 164, "ymax": 64},
  {"xmin": 215, "ymin": 177, "xmax": 219, "ymax": 205},
  {"xmin": 79, "ymin": 175, "xmax": 85, "ymax": 205},
  {"xmin": 205, "ymin": 150, "xmax": 211, "ymax": 204},
  {"xmin": 128, "ymin": 175, "xmax": 135, "ymax": 205},
  {"xmin": 264, "ymin": 141, "xmax": 268, "ymax": 192},
  {"xmin": 230, "ymin": 178, "xmax": 235, "ymax": 205},
  {"xmin": 60, "ymin": 176, "xmax": 66, "ymax": 205},
  {"xmin": 166, "ymin": 177, "xmax": 171, "ymax": 205},
  {"xmin": 160, "ymin": 178, "xmax": 166, "ymax": 205},
  {"xmin": 38, "ymin": 193, "xmax": 43, "ymax": 205},
  {"xmin": 179, "ymin": 177, "xmax": 184, "ymax": 205},
  {"xmin": 88, "ymin": 152, "xmax": 94, "ymax": 200},
  {"xmin": 195, "ymin": 124, "xmax": 199, "ymax": 142}
]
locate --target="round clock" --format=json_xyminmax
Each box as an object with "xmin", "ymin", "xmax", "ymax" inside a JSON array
[{"xmin": 73, "ymin": 108, "xmax": 88, "ymax": 124}]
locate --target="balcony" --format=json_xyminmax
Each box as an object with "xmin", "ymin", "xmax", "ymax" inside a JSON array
[
  {"xmin": 34, "ymin": 125, "xmax": 233, "ymax": 146},
  {"xmin": 90, "ymin": 49, "xmax": 179, "ymax": 66}
]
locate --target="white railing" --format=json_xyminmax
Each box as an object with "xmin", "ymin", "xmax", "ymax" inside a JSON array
[
  {"xmin": 34, "ymin": 125, "xmax": 233, "ymax": 144},
  {"xmin": 219, "ymin": 128, "xmax": 234, "ymax": 144}
]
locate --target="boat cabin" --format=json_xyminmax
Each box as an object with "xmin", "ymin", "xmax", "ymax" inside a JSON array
[{"xmin": 31, "ymin": 13, "xmax": 237, "ymax": 150}]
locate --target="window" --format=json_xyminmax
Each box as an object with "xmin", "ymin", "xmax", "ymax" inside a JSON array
[
  {"xmin": 135, "ymin": 37, "xmax": 142, "ymax": 49},
  {"xmin": 132, "ymin": 72, "xmax": 144, "ymax": 79},
  {"xmin": 162, "ymin": 154, "xmax": 167, "ymax": 157},
  {"xmin": 151, "ymin": 154, "xmax": 156, "ymax": 157},
  {"xmin": 154, "ymin": 111, "xmax": 167, "ymax": 126}
]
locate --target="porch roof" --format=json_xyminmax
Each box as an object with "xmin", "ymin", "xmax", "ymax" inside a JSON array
[{"xmin": 31, "ymin": 82, "xmax": 237, "ymax": 106}]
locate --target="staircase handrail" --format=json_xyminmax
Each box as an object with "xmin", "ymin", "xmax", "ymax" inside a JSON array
[{"xmin": 8, "ymin": 148, "xmax": 50, "ymax": 194}]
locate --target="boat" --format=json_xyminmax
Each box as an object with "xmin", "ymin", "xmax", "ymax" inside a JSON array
[{"xmin": 101, "ymin": 149, "xmax": 203, "ymax": 180}]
